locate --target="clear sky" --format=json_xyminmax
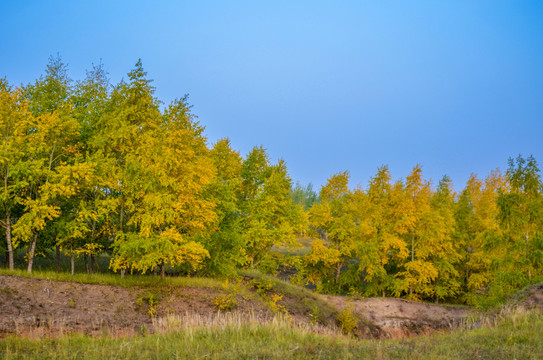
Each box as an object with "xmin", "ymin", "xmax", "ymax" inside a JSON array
[{"xmin": 1, "ymin": 1, "xmax": 542, "ymax": 191}]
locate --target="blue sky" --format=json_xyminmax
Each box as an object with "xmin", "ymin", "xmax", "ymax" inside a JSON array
[{"xmin": 1, "ymin": 1, "xmax": 542, "ymax": 191}]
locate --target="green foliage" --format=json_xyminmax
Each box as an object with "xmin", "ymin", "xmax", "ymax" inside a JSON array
[
  {"xmin": 213, "ymin": 279, "xmax": 241, "ymax": 311},
  {"xmin": 337, "ymin": 307, "xmax": 358, "ymax": 335},
  {"xmin": 137, "ymin": 291, "xmax": 160, "ymax": 317},
  {"xmin": 240, "ymin": 147, "xmax": 298, "ymax": 270},
  {"xmin": 201, "ymin": 138, "xmax": 246, "ymax": 276},
  {"xmin": 291, "ymin": 182, "xmax": 318, "ymax": 210},
  {"xmin": 213, "ymin": 293, "xmax": 237, "ymax": 311}
]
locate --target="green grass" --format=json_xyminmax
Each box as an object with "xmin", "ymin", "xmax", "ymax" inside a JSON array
[
  {"xmin": 0, "ymin": 268, "xmax": 224, "ymax": 290},
  {"xmin": 239, "ymin": 269, "xmax": 358, "ymax": 330},
  {"xmin": 270, "ymin": 237, "xmax": 315, "ymax": 256},
  {"xmin": 1, "ymin": 310, "xmax": 541, "ymax": 359}
]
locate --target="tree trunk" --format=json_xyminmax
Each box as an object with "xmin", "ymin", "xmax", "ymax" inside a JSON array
[
  {"xmin": 84, "ymin": 254, "xmax": 89, "ymax": 274},
  {"xmin": 27, "ymin": 232, "xmax": 37, "ymax": 273},
  {"xmin": 70, "ymin": 249, "xmax": 75, "ymax": 276},
  {"xmin": 119, "ymin": 197, "xmax": 124, "ymax": 232},
  {"xmin": 94, "ymin": 255, "xmax": 98, "ymax": 273},
  {"xmin": 121, "ymin": 268, "xmax": 125, "ymax": 278},
  {"xmin": 160, "ymin": 261, "xmax": 165, "ymax": 280},
  {"xmin": 382, "ymin": 289, "xmax": 385, "ymax": 298},
  {"xmin": 5, "ymin": 216, "xmax": 13, "ymax": 271},
  {"xmin": 526, "ymin": 231, "xmax": 531, "ymax": 280},
  {"xmin": 90, "ymin": 219, "xmax": 97, "ymax": 274},
  {"xmin": 4, "ymin": 160, "xmax": 13, "ymax": 271},
  {"xmin": 335, "ymin": 262, "xmax": 341, "ymax": 284},
  {"xmin": 55, "ymin": 245, "xmax": 61, "ymax": 272},
  {"xmin": 410, "ymin": 234, "xmax": 414, "ymax": 296}
]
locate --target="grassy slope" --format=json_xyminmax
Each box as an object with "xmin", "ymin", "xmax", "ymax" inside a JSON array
[{"xmin": 1, "ymin": 310, "xmax": 541, "ymax": 360}]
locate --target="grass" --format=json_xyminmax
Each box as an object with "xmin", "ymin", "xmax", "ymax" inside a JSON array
[
  {"xmin": 1, "ymin": 309, "xmax": 541, "ymax": 359},
  {"xmin": 1, "ymin": 252, "xmax": 542, "ymax": 358},
  {"xmin": 0, "ymin": 268, "xmax": 225, "ymax": 290},
  {"xmin": 239, "ymin": 269, "xmax": 340, "ymax": 327},
  {"xmin": 270, "ymin": 237, "xmax": 314, "ymax": 256}
]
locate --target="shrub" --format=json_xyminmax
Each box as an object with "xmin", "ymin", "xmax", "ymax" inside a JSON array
[{"xmin": 337, "ymin": 307, "xmax": 358, "ymax": 336}]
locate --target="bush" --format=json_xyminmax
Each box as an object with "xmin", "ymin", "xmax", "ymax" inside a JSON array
[{"xmin": 337, "ymin": 307, "xmax": 358, "ymax": 336}]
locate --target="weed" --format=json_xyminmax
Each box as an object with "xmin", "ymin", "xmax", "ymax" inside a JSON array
[
  {"xmin": 214, "ymin": 293, "xmax": 237, "ymax": 311},
  {"xmin": 309, "ymin": 305, "xmax": 320, "ymax": 324},
  {"xmin": 139, "ymin": 324, "xmax": 148, "ymax": 336},
  {"xmin": 3, "ymin": 311, "xmax": 542, "ymax": 359},
  {"xmin": 251, "ymin": 278, "xmax": 274, "ymax": 296},
  {"xmin": 337, "ymin": 307, "xmax": 358, "ymax": 336},
  {"xmin": 268, "ymin": 293, "xmax": 289, "ymax": 317},
  {"xmin": 137, "ymin": 291, "xmax": 160, "ymax": 317},
  {"xmin": 213, "ymin": 279, "xmax": 242, "ymax": 311},
  {"xmin": 68, "ymin": 298, "xmax": 76, "ymax": 308}
]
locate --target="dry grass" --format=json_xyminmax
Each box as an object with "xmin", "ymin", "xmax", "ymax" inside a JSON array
[{"xmin": 152, "ymin": 311, "xmax": 341, "ymax": 337}]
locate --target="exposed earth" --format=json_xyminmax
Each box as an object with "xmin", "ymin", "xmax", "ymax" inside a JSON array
[
  {"xmin": 326, "ymin": 295, "xmax": 469, "ymax": 338},
  {"xmin": 1, "ymin": 275, "xmax": 541, "ymax": 339}
]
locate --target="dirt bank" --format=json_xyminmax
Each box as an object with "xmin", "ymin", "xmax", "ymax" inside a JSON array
[
  {"xmin": 0, "ymin": 275, "xmax": 479, "ymax": 339},
  {"xmin": 0, "ymin": 275, "xmax": 268, "ymax": 337},
  {"xmin": 326, "ymin": 295, "xmax": 470, "ymax": 338}
]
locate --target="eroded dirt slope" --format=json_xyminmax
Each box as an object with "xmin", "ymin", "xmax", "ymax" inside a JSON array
[
  {"xmin": 0, "ymin": 274, "xmax": 503, "ymax": 339},
  {"xmin": 326, "ymin": 295, "xmax": 470, "ymax": 338},
  {"xmin": 0, "ymin": 275, "xmax": 268, "ymax": 337}
]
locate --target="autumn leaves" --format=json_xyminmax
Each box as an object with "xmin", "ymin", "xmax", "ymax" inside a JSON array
[{"xmin": 303, "ymin": 160, "xmax": 542, "ymax": 305}]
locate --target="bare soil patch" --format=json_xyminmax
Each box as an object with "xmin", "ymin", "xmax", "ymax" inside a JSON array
[{"xmin": 325, "ymin": 295, "xmax": 471, "ymax": 338}]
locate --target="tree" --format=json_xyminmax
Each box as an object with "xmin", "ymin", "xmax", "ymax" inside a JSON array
[
  {"xmin": 0, "ymin": 79, "xmax": 29, "ymax": 270},
  {"xmin": 13, "ymin": 56, "xmax": 79, "ymax": 273},
  {"xmin": 497, "ymin": 155, "xmax": 543, "ymax": 281},
  {"xmin": 108, "ymin": 70, "xmax": 216, "ymax": 278},
  {"xmin": 291, "ymin": 182, "xmax": 318, "ymax": 210},
  {"xmin": 307, "ymin": 171, "xmax": 356, "ymax": 292},
  {"xmin": 202, "ymin": 138, "xmax": 246, "ymax": 276},
  {"xmin": 428, "ymin": 175, "xmax": 460, "ymax": 302},
  {"xmin": 358, "ymin": 166, "xmax": 407, "ymax": 297},
  {"xmin": 392, "ymin": 166, "xmax": 437, "ymax": 299},
  {"xmin": 94, "ymin": 59, "xmax": 162, "ymax": 276},
  {"xmin": 240, "ymin": 147, "xmax": 297, "ymax": 269},
  {"xmin": 453, "ymin": 171, "xmax": 506, "ymax": 303}
]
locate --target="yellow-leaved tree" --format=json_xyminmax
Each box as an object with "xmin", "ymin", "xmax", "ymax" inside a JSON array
[
  {"xmin": 107, "ymin": 63, "xmax": 215, "ymax": 278},
  {"xmin": 0, "ymin": 79, "xmax": 29, "ymax": 270},
  {"xmin": 391, "ymin": 166, "xmax": 437, "ymax": 299},
  {"xmin": 306, "ymin": 171, "xmax": 357, "ymax": 292},
  {"xmin": 13, "ymin": 56, "xmax": 81, "ymax": 273},
  {"xmin": 240, "ymin": 147, "xmax": 297, "ymax": 270}
]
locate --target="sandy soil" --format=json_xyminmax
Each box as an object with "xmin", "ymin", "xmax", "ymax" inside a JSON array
[{"xmin": 325, "ymin": 295, "xmax": 470, "ymax": 338}]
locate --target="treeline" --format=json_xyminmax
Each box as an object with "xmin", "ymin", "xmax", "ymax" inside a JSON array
[
  {"xmin": 0, "ymin": 57, "xmax": 301, "ymax": 279},
  {"xmin": 300, "ymin": 160, "xmax": 542, "ymax": 306},
  {"xmin": 1, "ymin": 57, "xmax": 542, "ymax": 306}
]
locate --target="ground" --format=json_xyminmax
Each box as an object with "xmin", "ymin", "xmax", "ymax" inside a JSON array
[
  {"xmin": 0, "ymin": 275, "xmax": 269, "ymax": 337},
  {"xmin": 326, "ymin": 295, "xmax": 470, "ymax": 338},
  {"xmin": 0, "ymin": 274, "xmax": 502, "ymax": 340}
]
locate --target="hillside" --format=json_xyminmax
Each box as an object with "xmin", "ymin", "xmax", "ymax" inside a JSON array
[
  {"xmin": 0, "ymin": 273, "xmax": 472, "ymax": 339},
  {"xmin": 1, "ymin": 274, "xmax": 543, "ymax": 359}
]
